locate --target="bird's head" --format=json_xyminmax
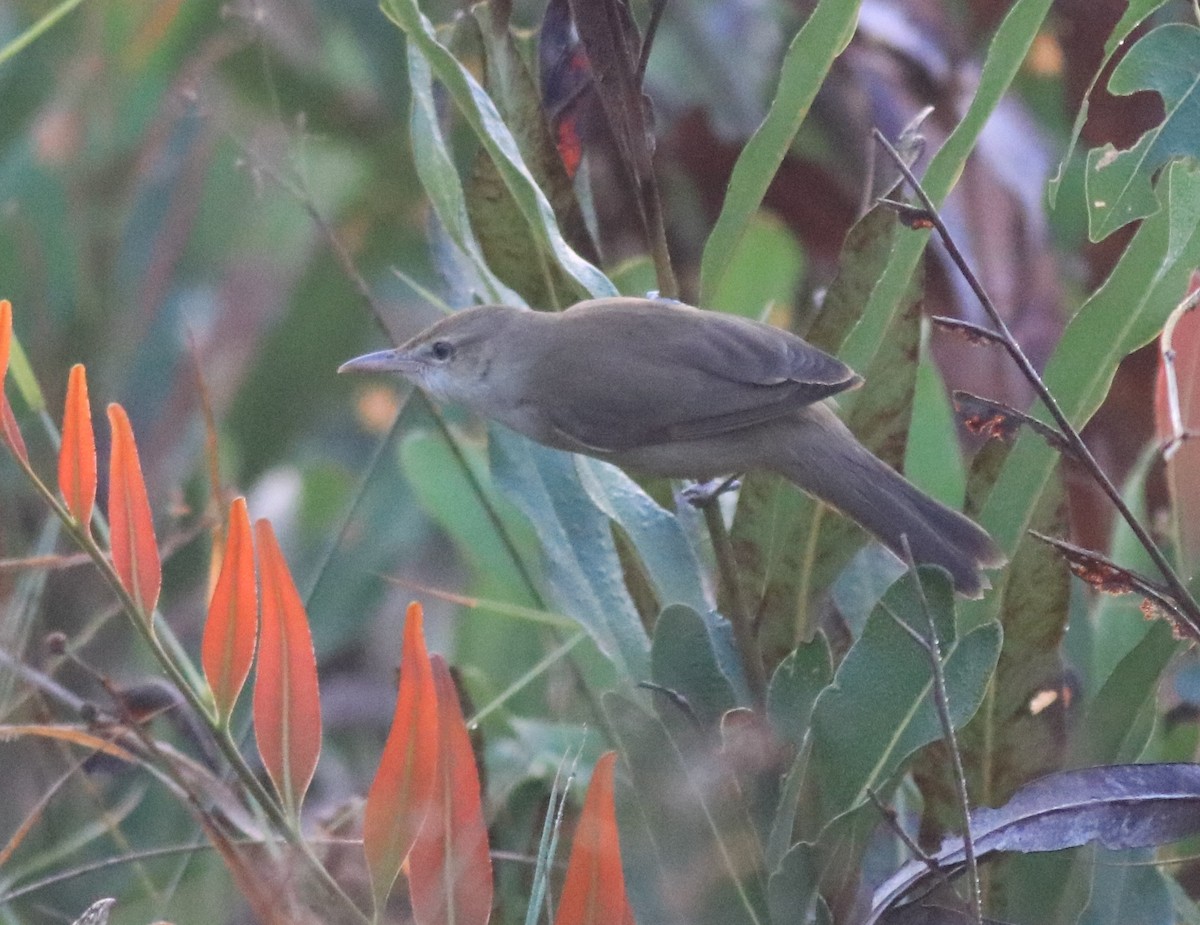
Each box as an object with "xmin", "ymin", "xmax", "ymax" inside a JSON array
[{"xmin": 338, "ymin": 304, "xmax": 522, "ymax": 404}]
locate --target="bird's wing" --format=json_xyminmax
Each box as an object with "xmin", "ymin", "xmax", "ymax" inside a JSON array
[{"xmin": 532, "ymin": 299, "xmax": 861, "ymax": 452}]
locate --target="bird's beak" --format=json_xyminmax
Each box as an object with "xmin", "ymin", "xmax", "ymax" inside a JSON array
[{"xmin": 338, "ymin": 348, "xmax": 419, "ymax": 376}]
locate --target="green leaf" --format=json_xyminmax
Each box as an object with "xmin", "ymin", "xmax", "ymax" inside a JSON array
[
  {"xmin": 1069, "ymin": 621, "xmax": 1178, "ymax": 768},
  {"xmin": 698, "ymin": 0, "xmax": 860, "ymax": 304},
  {"xmin": 809, "ymin": 567, "xmax": 1001, "ymax": 823},
  {"xmin": 1046, "ymin": 0, "xmax": 1172, "ymax": 207},
  {"xmin": 489, "ymin": 427, "xmax": 650, "ymax": 681},
  {"xmin": 574, "ymin": 457, "xmax": 711, "ymax": 616},
  {"xmin": 709, "ymin": 213, "xmax": 806, "ymax": 320},
  {"xmin": 1085, "ymin": 24, "xmax": 1200, "ymax": 241},
  {"xmin": 766, "ymin": 635, "xmax": 832, "ymax": 749},
  {"xmin": 766, "ymin": 842, "xmax": 821, "ymax": 925},
  {"xmin": 915, "ymin": 477, "xmax": 1070, "ymax": 837},
  {"xmin": 450, "ymin": 8, "xmax": 595, "ymax": 308},
  {"xmin": 382, "ymin": 0, "xmax": 615, "ymax": 300},
  {"xmin": 604, "ymin": 691, "xmax": 770, "ymax": 925},
  {"xmin": 969, "ymin": 161, "xmax": 1200, "ymax": 629},
  {"xmin": 651, "ymin": 604, "xmax": 741, "ymax": 725},
  {"xmin": 406, "ymin": 48, "xmax": 522, "ymax": 304}
]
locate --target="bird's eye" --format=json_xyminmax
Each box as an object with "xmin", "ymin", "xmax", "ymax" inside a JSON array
[{"xmin": 430, "ymin": 340, "xmax": 454, "ymax": 361}]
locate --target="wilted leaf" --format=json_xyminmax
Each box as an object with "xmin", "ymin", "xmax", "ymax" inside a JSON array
[
  {"xmin": 253, "ymin": 519, "xmax": 321, "ymax": 817},
  {"xmin": 554, "ymin": 751, "xmax": 635, "ymax": 925},
  {"xmin": 106, "ymin": 404, "xmax": 162, "ymax": 617},
  {"xmin": 409, "ymin": 655, "xmax": 493, "ymax": 925},
  {"xmin": 202, "ymin": 497, "xmax": 258, "ymax": 724},
  {"xmin": 364, "ymin": 601, "xmax": 439, "ymax": 913},
  {"xmin": 0, "ymin": 723, "xmax": 136, "ymax": 762},
  {"xmin": 867, "ymin": 763, "xmax": 1200, "ymax": 925},
  {"xmin": 58, "ymin": 364, "xmax": 97, "ymax": 528}
]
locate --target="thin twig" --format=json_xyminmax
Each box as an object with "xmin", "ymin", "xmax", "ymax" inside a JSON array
[
  {"xmin": 1158, "ymin": 283, "xmax": 1200, "ymax": 461},
  {"xmin": 874, "ymin": 128, "xmax": 1200, "ymax": 636},
  {"xmin": 886, "ymin": 543, "xmax": 982, "ymax": 925}
]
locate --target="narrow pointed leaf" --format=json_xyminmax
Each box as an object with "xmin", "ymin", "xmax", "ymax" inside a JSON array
[
  {"xmin": 0, "ymin": 299, "xmax": 10, "ymax": 382},
  {"xmin": 554, "ymin": 751, "xmax": 635, "ymax": 925},
  {"xmin": 106, "ymin": 404, "xmax": 161, "ymax": 617},
  {"xmin": 203, "ymin": 498, "xmax": 258, "ymax": 723},
  {"xmin": 409, "ymin": 655, "xmax": 493, "ymax": 925},
  {"xmin": 0, "ymin": 299, "xmax": 26, "ymax": 464},
  {"xmin": 364, "ymin": 601, "xmax": 439, "ymax": 913},
  {"xmin": 59, "ymin": 364, "xmax": 97, "ymax": 527},
  {"xmin": 252, "ymin": 519, "xmax": 322, "ymax": 816}
]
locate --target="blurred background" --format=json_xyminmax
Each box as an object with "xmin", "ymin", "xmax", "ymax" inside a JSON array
[{"xmin": 0, "ymin": 0, "xmax": 1182, "ymax": 921}]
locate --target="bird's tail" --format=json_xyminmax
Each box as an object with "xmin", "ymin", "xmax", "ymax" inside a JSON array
[{"xmin": 774, "ymin": 406, "xmax": 1004, "ymax": 597}]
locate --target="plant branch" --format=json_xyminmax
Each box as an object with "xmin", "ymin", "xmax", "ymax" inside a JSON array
[{"xmin": 874, "ymin": 128, "xmax": 1200, "ymax": 635}]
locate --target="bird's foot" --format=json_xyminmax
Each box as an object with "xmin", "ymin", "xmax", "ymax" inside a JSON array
[{"xmin": 680, "ymin": 475, "xmax": 742, "ymax": 508}]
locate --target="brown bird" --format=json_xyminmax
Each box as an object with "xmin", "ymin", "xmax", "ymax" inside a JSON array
[{"xmin": 340, "ymin": 297, "xmax": 1003, "ymax": 596}]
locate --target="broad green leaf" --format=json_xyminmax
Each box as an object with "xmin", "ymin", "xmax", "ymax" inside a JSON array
[
  {"xmin": 904, "ymin": 346, "xmax": 966, "ymax": 508},
  {"xmin": 604, "ymin": 691, "xmax": 769, "ymax": 925},
  {"xmin": 1079, "ymin": 850, "xmax": 1173, "ymax": 925},
  {"xmin": 382, "ymin": 0, "xmax": 615, "ymax": 300},
  {"xmin": 1047, "ymin": 0, "xmax": 1172, "ymax": 206},
  {"xmin": 699, "ymin": 0, "xmax": 860, "ymax": 303},
  {"xmin": 1085, "ymin": 24, "xmax": 1200, "ymax": 241},
  {"xmin": 1070, "ymin": 621, "xmax": 1178, "ymax": 768},
  {"xmin": 766, "ymin": 635, "xmax": 832, "ymax": 749},
  {"xmin": 969, "ymin": 161, "xmax": 1200, "ymax": 629},
  {"xmin": 710, "ymin": 213, "xmax": 806, "ymax": 320},
  {"xmin": 766, "ymin": 842, "xmax": 821, "ymax": 925},
  {"xmin": 490, "ymin": 427, "xmax": 650, "ymax": 681},
  {"xmin": 651, "ymin": 603, "xmax": 741, "ymax": 725},
  {"xmin": 809, "ymin": 568, "xmax": 1001, "ymax": 824}
]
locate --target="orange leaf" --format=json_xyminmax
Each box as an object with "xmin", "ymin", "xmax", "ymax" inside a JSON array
[
  {"xmin": 0, "ymin": 300, "xmax": 26, "ymax": 464},
  {"xmin": 0, "ymin": 299, "xmax": 11, "ymax": 383},
  {"xmin": 409, "ymin": 655, "xmax": 493, "ymax": 925},
  {"xmin": 59, "ymin": 364, "xmax": 97, "ymax": 527},
  {"xmin": 106, "ymin": 403, "xmax": 161, "ymax": 616},
  {"xmin": 554, "ymin": 752, "xmax": 636, "ymax": 925},
  {"xmin": 363, "ymin": 601, "xmax": 439, "ymax": 913},
  {"xmin": 252, "ymin": 519, "xmax": 322, "ymax": 816},
  {"xmin": 203, "ymin": 498, "xmax": 258, "ymax": 722}
]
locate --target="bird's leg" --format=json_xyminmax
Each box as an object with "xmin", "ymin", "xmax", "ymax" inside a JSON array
[{"xmin": 680, "ymin": 474, "xmax": 742, "ymax": 508}]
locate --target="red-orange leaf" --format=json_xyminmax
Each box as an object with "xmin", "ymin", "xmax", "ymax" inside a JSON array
[
  {"xmin": 409, "ymin": 655, "xmax": 493, "ymax": 925},
  {"xmin": 252, "ymin": 519, "xmax": 322, "ymax": 817},
  {"xmin": 363, "ymin": 601, "xmax": 439, "ymax": 913},
  {"xmin": 106, "ymin": 403, "xmax": 161, "ymax": 617},
  {"xmin": 0, "ymin": 299, "xmax": 11, "ymax": 383},
  {"xmin": 59, "ymin": 364, "xmax": 97, "ymax": 527},
  {"xmin": 203, "ymin": 498, "xmax": 258, "ymax": 723},
  {"xmin": 554, "ymin": 751, "xmax": 636, "ymax": 925},
  {"xmin": 0, "ymin": 300, "xmax": 26, "ymax": 464}
]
